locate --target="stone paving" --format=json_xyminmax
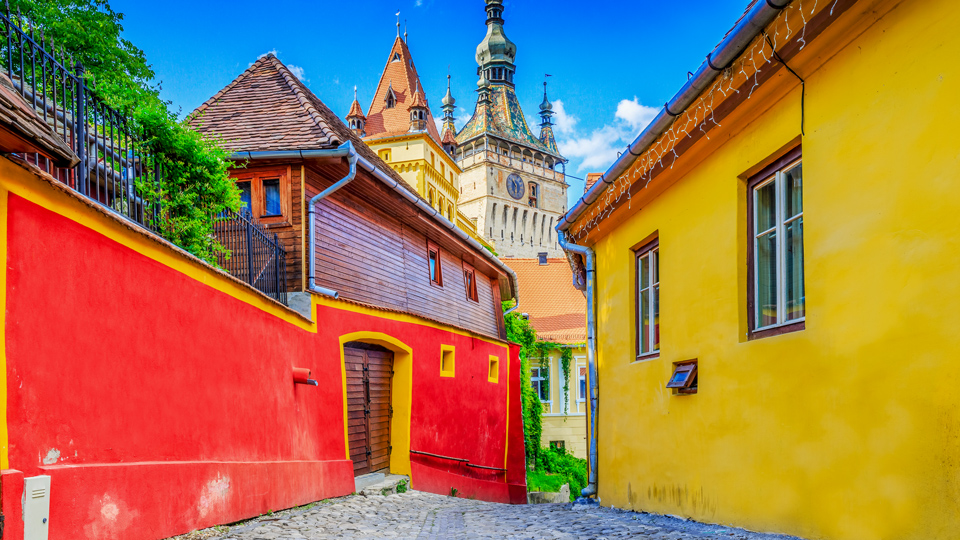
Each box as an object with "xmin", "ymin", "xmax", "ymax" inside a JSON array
[{"xmin": 173, "ymin": 490, "xmax": 805, "ymax": 540}]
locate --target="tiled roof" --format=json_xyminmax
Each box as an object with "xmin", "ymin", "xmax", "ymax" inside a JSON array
[
  {"xmin": 0, "ymin": 73, "xmax": 78, "ymax": 167},
  {"xmin": 441, "ymin": 126, "xmax": 457, "ymax": 146},
  {"xmin": 584, "ymin": 173, "xmax": 603, "ymax": 193},
  {"xmin": 456, "ymin": 84, "xmax": 561, "ymax": 158},
  {"xmin": 503, "ymin": 258, "xmax": 586, "ymax": 344},
  {"xmin": 187, "ymin": 54, "xmax": 415, "ymax": 199},
  {"xmin": 190, "ymin": 54, "xmax": 341, "ymax": 151},
  {"xmin": 539, "ymin": 124, "xmax": 558, "ymax": 155},
  {"xmin": 364, "ymin": 37, "xmax": 442, "ymax": 145},
  {"xmin": 347, "ymin": 98, "xmax": 365, "ymax": 119}
]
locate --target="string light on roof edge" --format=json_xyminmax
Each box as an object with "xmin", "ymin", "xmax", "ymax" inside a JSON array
[{"xmin": 570, "ymin": 0, "xmax": 825, "ymax": 241}]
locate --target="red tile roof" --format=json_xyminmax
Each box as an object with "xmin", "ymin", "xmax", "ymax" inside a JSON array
[
  {"xmin": 364, "ymin": 37, "xmax": 442, "ymax": 145},
  {"xmin": 584, "ymin": 173, "xmax": 603, "ymax": 193},
  {"xmin": 347, "ymin": 98, "xmax": 365, "ymax": 120},
  {"xmin": 503, "ymin": 258, "xmax": 586, "ymax": 344}
]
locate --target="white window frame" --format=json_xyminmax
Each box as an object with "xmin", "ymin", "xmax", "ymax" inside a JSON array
[
  {"xmin": 636, "ymin": 243, "xmax": 660, "ymax": 357},
  {"xmin": 576, "ymin": 361, "xmax": 587, "ymax": 403},
  {"xmin": 752, "ymin": 158, "xmax": 804, "ymax": 331},
  {"xmin": 531, "ymin": 364, "xmax": 550, "ymax": 404}
]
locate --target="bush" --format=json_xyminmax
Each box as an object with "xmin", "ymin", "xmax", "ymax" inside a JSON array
[{"xmin": 530, "ymin": 445, "xmax": 587, "ymax": 502}]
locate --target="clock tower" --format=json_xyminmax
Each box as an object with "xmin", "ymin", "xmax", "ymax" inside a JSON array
[{"xmin": 453, "ymin": 0, "xmax": 568, "ymax": 259}]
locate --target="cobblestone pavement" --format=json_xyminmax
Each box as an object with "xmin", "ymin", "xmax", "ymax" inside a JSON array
[{"xmin": 180, "ymin": 490, "xmax": 804, "ymax": 540}]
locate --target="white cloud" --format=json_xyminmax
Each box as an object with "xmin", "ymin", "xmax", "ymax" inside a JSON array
[
  {"xmin": 288, "ymin": 64, "xmax": 307, "ymax": 82},
  {"xmin": 615, "ymin": 97, "xmax": 658, "ymax": 131},
  {"xmin": 257, "ymin": 49, "xmax": 278, "ymax": 60},
  {"xmin": 552, "ymin": 99, "xmax": 578, "ymax": 136},
  {"xmin": 555, "ymin": 97, "xmax": 660, "ymax": 173}
]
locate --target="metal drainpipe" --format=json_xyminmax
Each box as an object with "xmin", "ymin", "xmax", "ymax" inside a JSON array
[
  {"xmin": 307, "ymin": 141, "xmax": 358, "ymax": 298},
  {"xmin": 558, "ymin": 231, "xmax": 598, "ymax": 499}
]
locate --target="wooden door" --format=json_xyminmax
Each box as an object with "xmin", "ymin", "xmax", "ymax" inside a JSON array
[{"xmin": 344, "ymin": 342, "xmax": 394, "ymax": 476}]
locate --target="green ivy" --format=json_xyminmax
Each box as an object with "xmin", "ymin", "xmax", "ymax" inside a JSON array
[
  {"xmin": 13, "ymin": 0, "xmax": 240, "ymax": 263},
  {"xmin": 559, "ymin": 347, "xmax": 573, "ymax": 415}
]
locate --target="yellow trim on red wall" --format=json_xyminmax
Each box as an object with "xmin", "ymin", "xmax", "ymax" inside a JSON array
[
  {"xmin": 440, "ymin": 345, "xmax": 455, "ymax": 378},
  {"xmin": 0, "ymin": 187, "xmax": 10, "ymax": 469}
]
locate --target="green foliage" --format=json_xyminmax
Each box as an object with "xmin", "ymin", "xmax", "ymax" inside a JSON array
[
  {"xmin": 13, "ymin": 0, "xmax": 240, "ymax": 263},
  {"xmin": 504, "ymin": 301, "xmax": 543, "ymax": 466},
  {"xmin": 396, "ymin": 479, "xmax": 408, "ymax": 494},
  {"xmin": 559, "ymin": 347, "xmax": 573, "ymax": 415},
  {"xmin": 533, "ymin": 445, "xmax": 587, "ymax": 502},
  {"xmin": 449, "ymin": 487, "xmax": 458, "ymax": 498}
]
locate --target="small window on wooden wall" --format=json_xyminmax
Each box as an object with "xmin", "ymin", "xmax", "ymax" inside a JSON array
[
  {"xmin": 440, "ymin": 345, "xmax": 455, "ymax": 377},
  {"xmin": 428, "ymin": 240, "xmax": 443, "ymax": 287},
  {"xmin": 230, "ymin": 168, "xmax": 289, "ymax": 225},
  {"xmin": 488, "ymin": 356, "xmax": 499, "ymax": 383},
  {"xmin": 463, "ymin": 261, "xmax": 478, "ymax": 302}
]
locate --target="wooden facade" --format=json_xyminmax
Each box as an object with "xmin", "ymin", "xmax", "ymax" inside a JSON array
[{"xmin": 228, "ymin": 157, "xmax": 506, "ymax": 339}]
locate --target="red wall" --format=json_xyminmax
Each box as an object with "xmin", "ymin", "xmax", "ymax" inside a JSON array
[{"xmin": 2, "ymin": 194, "xmax": 525, "ymax": 540}]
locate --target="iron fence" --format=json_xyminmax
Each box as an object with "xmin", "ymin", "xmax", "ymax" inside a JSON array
[
  {"xmin": 214, "ymin": 210, "xmax": 288, "ymax": 305},
  {"xmin": 0, "ymin": 4, "xmax": 162, "ymax": 231},
  {"xmin": 0, "ymin": 6, "xmax": 290, "ymax": 304}
]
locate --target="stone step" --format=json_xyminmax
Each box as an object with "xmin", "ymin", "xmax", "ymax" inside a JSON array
[{"xmin": 359, "ymin": 474, "xmax": 410, "ymax": 496}]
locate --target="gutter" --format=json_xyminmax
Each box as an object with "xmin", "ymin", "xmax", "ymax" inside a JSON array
[
  {"xmin": 230, "ymin": 145, "xmax": 520, "ymax": 308},
  {"xmin": 556, "ymin": 232, "xmax": 598, "ymax": 499},
  {"xmin": 557, "ymin": 0, "xmax": 790, "ymax": 234}
]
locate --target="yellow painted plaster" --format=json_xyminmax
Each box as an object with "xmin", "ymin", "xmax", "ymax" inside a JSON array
[{"xmin": 580, "ymin": 0, "xmax": 960, "ymax": 538}]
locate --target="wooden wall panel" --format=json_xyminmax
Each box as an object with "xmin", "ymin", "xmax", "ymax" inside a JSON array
[{"xmin": 305, "ymin": 167, "xmax": 501, "ymax": 337}]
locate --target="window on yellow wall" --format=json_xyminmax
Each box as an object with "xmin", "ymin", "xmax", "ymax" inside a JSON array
[
  {"xmin": 488, "ymin": 356, "xmax": 499, "ymax": 383},
  {"xmin": 380, "ymin": 150, "xmax": 391, "ymax": 162},
  {"xmin": 749, "ymin": 146, "xmax": 804, "ymax": 338},
  {"xmin": 440, "ymin": 345, "xmax": 455, "ymax": 377},
  {"xmin": 531, "ymin": 365, "xmax": 549, "ymax": 402},
  {"xmin": 636, "ymin": 239, "xmax": 660, "ymax": 359}
]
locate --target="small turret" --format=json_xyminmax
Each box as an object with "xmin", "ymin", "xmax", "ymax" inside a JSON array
[
  {"xmin": 441, "ymin": 75, "xmax": 458, "ymax": 156},
  {"xmin": 409, "ymin": 81, "xmax": 428, "ymax": 132},
  {"xmin": 475, "ymin": 0, "xmax": 517, "ymax": 86},
  {"xmin": 538, "ymin": 81, "xmax": 559, "ymax": 154},
  {"xmin": 346, "ymin": 86, "xmax": 366, "ymax": 137}
]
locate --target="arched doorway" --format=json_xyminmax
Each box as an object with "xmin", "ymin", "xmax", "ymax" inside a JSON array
[{"xmin": 338, "ymin": 332, "xmax": 413, "ymax": 477}]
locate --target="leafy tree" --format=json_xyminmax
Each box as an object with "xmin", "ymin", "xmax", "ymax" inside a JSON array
[
  {"xmin": 11, "ymin": 0, "xmax": 239, "ymax": 262},
  {"xmin": 504, "ymin": 301, "xmax": 543, "ymax": 466}
]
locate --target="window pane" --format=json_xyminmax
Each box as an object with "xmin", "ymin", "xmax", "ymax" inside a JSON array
[
  {"xmin": 785, "ymin": 217, "xmax": 805, "ymax": 320},
  {"xmin": 639, "ymin": 254, "xmax": 649, "ymax": 289},
  {"xmin": 755, "ymin": 181, "xmax": 777, "ymax": 232},
  {"xmin": 263, "ymin": 179, "xmax": 281, "ymax": 216},
  {"xmin": 653, "ymin": 284, "xmax": 660, "ymax": 351},
  {"xmin": 757, "ymin": 231, "xmax": 778, "ymax": 327},
  {"xmin": 429, "ymin": 250, "xmax": 438, "ymax": 282},
  {"xmin": 640, "ymin": 289, "xmax": 650, "ymax": 353},
  {"xmin": 784, "ymin": 163, "xmax": 803, "ymax": 219},
  {"xmin": 653, "ymin": 250, "xmax": 659, "ymax": 285},
  {"xmin": 238, "ymin": 182, "xmax": 252, "ymax": 214}
]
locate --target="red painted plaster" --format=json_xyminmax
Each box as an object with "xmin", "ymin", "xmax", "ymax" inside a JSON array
[
  {"xmin": 2, "ymin": 469, "xmax": 25, "ymax": 540},
  {"xmin": 3, "ymin": 194, "xmax": 526, "ymax": 539}
]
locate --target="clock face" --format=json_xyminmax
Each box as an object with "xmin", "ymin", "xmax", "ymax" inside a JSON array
[{"xmin": 506, "ymin": 173, "xmax": 525, "ymax": 200}]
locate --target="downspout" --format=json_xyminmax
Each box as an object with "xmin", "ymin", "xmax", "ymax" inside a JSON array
[
  {"xmin": 557, "ymin": 231, "xmax": 597, "ymax": 499},
  {"xmin": 307, "ymin": 141, "xmax": 357, "ymax": 298}
]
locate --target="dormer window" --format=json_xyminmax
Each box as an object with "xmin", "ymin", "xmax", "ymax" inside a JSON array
[
  {"xmin": 386, "ymin": 89, "xmax": 397, "ymax": 109},
  {"xmin": 391, "ymin": 52, "xmax": 401, "ymax": 63}
]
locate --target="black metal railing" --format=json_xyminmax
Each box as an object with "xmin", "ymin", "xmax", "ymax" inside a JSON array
[
  {"xmin": 214, "ymin": 210, "xmax": 287, "ymax": 305},
  {"xmin": 0, "ymin": 7, "xmax": 291, "ymax": 305},
  {"xmin": 0, "ymin": 4, "xmax": 161, "ymax": 230}
]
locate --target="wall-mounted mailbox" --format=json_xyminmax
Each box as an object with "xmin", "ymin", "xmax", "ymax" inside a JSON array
[{"xmin": 293, "ymin": 367, "xmax": 318, "ymax": 386}]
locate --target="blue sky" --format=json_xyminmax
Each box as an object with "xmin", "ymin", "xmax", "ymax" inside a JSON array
[{"xmin": 111, "ymin": 0, "xmax": 748, "ymax": 197}]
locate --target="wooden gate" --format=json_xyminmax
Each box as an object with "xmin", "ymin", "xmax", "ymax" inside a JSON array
[{"xmin": 344, "ymin": 342, "xmax": 394, "ymax": 476}]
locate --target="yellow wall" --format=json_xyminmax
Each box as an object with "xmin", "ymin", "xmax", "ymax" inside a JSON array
[
  {"xmin": 585, "ymin": 0, "xmax": 960, "ymax": 538},
  {"xmin": 533, "ymin": 348, "xmax": 588, "ymax": 458}
]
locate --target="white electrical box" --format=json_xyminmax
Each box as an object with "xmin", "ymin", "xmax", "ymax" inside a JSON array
[{"xmin": 23, "ymin": 475, "xmax": 51, "ymax": 540}]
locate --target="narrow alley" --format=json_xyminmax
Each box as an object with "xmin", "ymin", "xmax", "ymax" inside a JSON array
[{"xmin": 182, "ymin": 491, "xmax": 803, "ymax": 540}]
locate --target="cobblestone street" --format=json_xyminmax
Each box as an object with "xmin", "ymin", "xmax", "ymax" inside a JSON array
[{"xmin": 183, "ymin": 491, "xmax": 803, "ymax": 540}]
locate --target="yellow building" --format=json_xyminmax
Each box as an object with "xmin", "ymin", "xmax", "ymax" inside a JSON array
[
  {"xmin": 346, "ymin": 28, "xmax": 492, "ymax": 250},
  {"xmin": 504, "ymin": 258, "xmax": 588, "ymax": 458},
  {"xmin": 556, "ymin": 0, "xmax": 960, "ymax": 538}
]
